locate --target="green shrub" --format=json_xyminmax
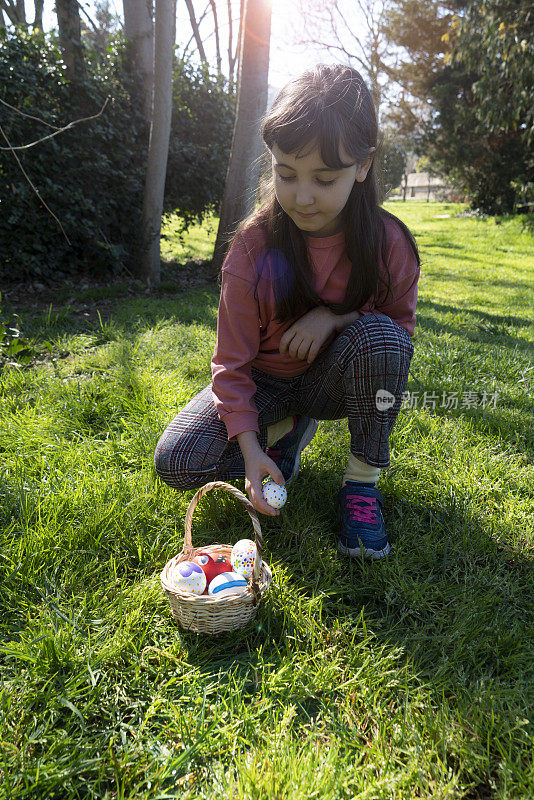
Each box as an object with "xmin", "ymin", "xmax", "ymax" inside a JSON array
[
  {"xmin": 423, "ymin": 66, "xmax": 532, "ymax": 215},
  {"xmin": 0, "ymin": 30, "xmax": 235, "ymax": 281},
  {"xmin": 0, "ymin": 29, "xmax": 148, "ymax": 280},
  {"xmin": 165, "ymin": 58, "xmax": 236, "ymax": 228}
]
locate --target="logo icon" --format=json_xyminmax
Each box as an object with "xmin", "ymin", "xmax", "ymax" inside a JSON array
[{"xmin": 375, "ymin": 389, "xmax": 395, "ymax": 410}]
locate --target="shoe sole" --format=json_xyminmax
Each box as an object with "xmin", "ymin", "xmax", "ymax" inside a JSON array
[
  {"xmin": 286, "ymin": 419, "xmax": 320, "ymax": 485},
  {"xmin": 337, "ymin": 540, "xmax": 391, "ymax": 560}
]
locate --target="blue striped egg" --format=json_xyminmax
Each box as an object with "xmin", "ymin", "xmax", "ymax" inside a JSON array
[{"xmin": 208, "ymin": 571, "xmax": 248, "ymax": 598}]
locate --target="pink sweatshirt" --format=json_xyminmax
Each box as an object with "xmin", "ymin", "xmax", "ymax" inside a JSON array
[{"xmin": 211, "ymin": 215, "xmax": 420, "ymax": 441}]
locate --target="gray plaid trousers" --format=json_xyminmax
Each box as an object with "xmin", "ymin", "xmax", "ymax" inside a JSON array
[{"xmin": 154, "ymin": 312, "xmax": 414, "ymax": 490}]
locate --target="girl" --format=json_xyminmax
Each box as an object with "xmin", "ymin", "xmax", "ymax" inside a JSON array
[{"xmin": 155, "ymin": 64, "xmax": 420, "ymax": 560}]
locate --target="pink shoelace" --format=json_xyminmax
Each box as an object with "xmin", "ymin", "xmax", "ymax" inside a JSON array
[
  {"xmin": 266, "ymin": 446, "xmax": 281, "ymax": 461},
  {"xmin": 266, "ymin": 416, "xmax": 298, "ymax": 460},
  {"xmin": 346, "ymin": 494, "xmax": 378, "ymax": 525}
]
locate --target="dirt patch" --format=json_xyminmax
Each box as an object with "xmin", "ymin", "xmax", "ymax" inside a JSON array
[{"xmin": 1, "ymin": 258, "xmax": 217, "ymax": 319}]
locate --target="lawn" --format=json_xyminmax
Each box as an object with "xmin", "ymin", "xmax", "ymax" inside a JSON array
[{"xmin": 0, "ymin": 202, "xmax": 533, "ymax": 799}]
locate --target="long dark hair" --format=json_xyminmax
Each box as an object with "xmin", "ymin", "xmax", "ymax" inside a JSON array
[{"xmin": 225, "ymin": 64, "xmax": 420, "ymax": 323}]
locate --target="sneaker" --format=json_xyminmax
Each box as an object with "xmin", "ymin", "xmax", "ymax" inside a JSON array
[
  {"xmin": 266, "ymin": 415, "xmax": 319, "ymax": 484},
  {"xmin": 337, "ymin": 481, "xmax": 391, "ymax": 560}
]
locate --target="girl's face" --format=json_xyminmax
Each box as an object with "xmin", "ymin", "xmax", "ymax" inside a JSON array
[{"xmin": 271, "ymin": 142, "xmax": 373, "ymax": 237}]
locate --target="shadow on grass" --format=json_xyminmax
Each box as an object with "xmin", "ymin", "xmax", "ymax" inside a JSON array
[
  {"xmin": 173, "ymin": 467, "xmax": 533, "ymax": 718},
  {"xmin": 398, "ymin": 392, "xmax": 534, "ymax": 459},
  {"xmin": 7, "ymin": 284, "xmax": 533, "ymax": 702},
  {"xmin": 422, "ymin": 263, "xmax": 533, "ymax": 289},
  {"xmin": 416, "ymin": 300, "xmax": 533, "ymax": 340},
  {"xmin": 18, "ymin": 286, "xmax": 220, "ymax": 346}
]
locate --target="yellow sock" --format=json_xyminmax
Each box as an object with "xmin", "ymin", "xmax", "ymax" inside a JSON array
[
  {"xmin": 267, "ymin": 416, "xmax": 295, "ymax": 447},
  {"xmin": 343, "ymin": 453, "xmax": 380, "ymax": 486}
]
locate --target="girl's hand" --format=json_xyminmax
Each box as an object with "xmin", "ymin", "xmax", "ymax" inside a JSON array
[
  {"xmin": 244, "ymin": 450, "xmax": 285, "ymax": 517},
  {"xmin": 237, "ymin": 431, "xmax": 285, "ymax": 516},
  {"xmin": 279, "ymin": 306, "xmax": 338, "ymax": 364}
]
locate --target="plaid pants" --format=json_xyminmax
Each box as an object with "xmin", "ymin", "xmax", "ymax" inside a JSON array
[{"xmin": 154, "ymin": 312, "xmax": 414, "ymax": 490}]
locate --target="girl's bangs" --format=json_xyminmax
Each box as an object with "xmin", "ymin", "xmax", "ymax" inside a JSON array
[{"xmin": 264, "ymin": 106, "xmax": 353, "ymax": 170}]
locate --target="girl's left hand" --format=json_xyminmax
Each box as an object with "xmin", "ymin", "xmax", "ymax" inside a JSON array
[{"xmin": 279, "ymin": 306, "xmax": 338, "ymax": 363}]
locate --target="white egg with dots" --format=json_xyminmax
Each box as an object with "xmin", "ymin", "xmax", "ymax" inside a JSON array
[
  {"xmin": 172, "ymin": 561, "xmax": 207, "ymax": 594},
  {"xmin": 262, "ymin": 480, "xmax": 287, "ymax": 509},
  {"xmin": 231, "ymin": 538, "xmax": 257, "ymax": 579}
]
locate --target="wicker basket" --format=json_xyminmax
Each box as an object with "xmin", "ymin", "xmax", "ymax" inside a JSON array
[{"xmin": 161, "ymin": 481, "xmax": 273, "ymax": 634}]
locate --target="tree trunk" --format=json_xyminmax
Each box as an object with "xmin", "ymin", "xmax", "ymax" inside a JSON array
[
  {"xmin": 33, "ymin": 0, "xmax": 44, "ymax": 29},
  {"xmin": 123, "ymin": 0, "xmax": 154, "ymax": 122},
  {"xmin": 140, "ymin": 0, "xmax": 176, "ymax": 287},
  {"xmin": 231, "ymin": 0, "xmax": 245, "ymax": 91},
  {"xmin": 209, "ymin": 0, "xmax": 222, "ymax": 75},
  {"xmin": 227, "ymin": 0, "xmax": 234, "ymax": 87},
  {"xmin": 15, "ymin": 0, "xmax": 25, "ymax": 24},
  {"xmin": 212, "ymin": 0, "xmax": 271, "ymax": 273},
  {"xmin": 56, "ymin": 0, "xmax": 86, "ymax": 80}
]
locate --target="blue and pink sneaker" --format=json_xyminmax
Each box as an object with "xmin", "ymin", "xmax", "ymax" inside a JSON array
[
  {"xmin": 266, "ymin": 415, "xmax": 319, "ymax": 484},
  {"xmin": 337, "ymin": 481, "xmax": 391, "ymax": 559}
]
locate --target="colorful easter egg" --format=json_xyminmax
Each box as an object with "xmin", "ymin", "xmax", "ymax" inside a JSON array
[
  {"xmin": 172, "ymin": 560, "xmax": 207, "ymax": 594},
  {"xmin": 231, "ymin": 538, "xmax": 257, "ymax": 579},
  {"xmin": 262, "ymin": 480, "xmax": 287, "ymax": 509},
  {"xmin": 193, "ymin": 552, "xmax": 232, "ymax": 586},
  {"xmin": 207, "ymin": 571, "xmax": 248, "ymax": 598}
]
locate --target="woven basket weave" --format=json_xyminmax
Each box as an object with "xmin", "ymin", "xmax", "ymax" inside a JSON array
[{"xmin": 161, "ymin": 481, "xmax": 272, "ymax": 634}]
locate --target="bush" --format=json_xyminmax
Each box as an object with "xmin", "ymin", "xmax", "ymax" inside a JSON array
[
  {"xmin": 423, "ymin": 66, "xmax": 532, "ymax": 215},
  {"xmin": 0, "ymin": 30, "xmax": 235, "ymax": 282},
  {"xmin": 165, "ymin": 58, "xmax": 236, "ymax": 228},
  {"xmin": 0, "ymin": 29, "xmax": 148, "ymax": 281},
  {"xmin": 377, "ymin": 136, "xmax": 406, "ymax": 200}
]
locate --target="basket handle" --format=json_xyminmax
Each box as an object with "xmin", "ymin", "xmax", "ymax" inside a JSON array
[{"xmin": 183, "ymin": 481, "xmax": 263, "ymax": 589}]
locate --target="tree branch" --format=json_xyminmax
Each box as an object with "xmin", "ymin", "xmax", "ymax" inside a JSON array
[
  {"xmin": 0, "ymin": 124, "xmax": 71, "ymax": 244},
  {"xmin": 183, "ymin": 2, "xmax": 210, "ymax": 58},
  {"xmin": 0, "ymin": 97, "xmax": 110, "ymax": 151},
  {"xmin": 329, "ymin": 0, "xmax": 367, "ymax": 63},
  {"xmin": 184, "ymin": 0, "xmax": 208, "ymax": 65},
  {"xmin": 0, "ymin": 0, "xmax": 26, "ymax": 26},
  {"xmin": 0, "ymin": 97, "xmax": 63, "ymax": 130}
]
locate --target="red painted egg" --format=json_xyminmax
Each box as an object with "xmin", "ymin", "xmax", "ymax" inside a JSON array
[{"xmin": 193, "ymin": 552, "xmax": 232, "ymax": 589}]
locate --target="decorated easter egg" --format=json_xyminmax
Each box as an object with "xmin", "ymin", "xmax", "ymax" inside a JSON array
[
  {"xmin": 231, "ymin": 538, "xmax": 257, "ymax": 579},
  {"xmin": 193, "ymin": 552, "xmax": 232, "ymax": 586},
  {"xmin": 262, "ymin": 479, "xmax": 287, "ymax": 509},
  {"xmin": 208, "ymin": 571, "xmax": 248, "ymax": 598},
  {"xmin": 172, "ymin": 560, "xmax": 207, "ymax": 594}
]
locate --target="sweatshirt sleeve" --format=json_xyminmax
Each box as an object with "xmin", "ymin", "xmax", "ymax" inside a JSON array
[
  {"xmin": 211, "ymin": 236, "xmax": 261, "ymax": 441},
  {"xmin": 374, "ymin": 224, "xmax": 420, "ymax": 337}
]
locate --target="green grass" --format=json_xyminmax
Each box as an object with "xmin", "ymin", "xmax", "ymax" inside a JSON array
[
  {"xmin": 1, "ymin": 201, "xmax": 533, "ymax": 799},
  {"xmin": 160, "ymin": 211, "xmax": 218, "ymax": 262}
]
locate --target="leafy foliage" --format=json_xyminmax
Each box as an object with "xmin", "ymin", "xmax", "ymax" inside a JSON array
[
  {"xmin": 383, "ymin": 0, "xmax": 532, "ymax": 213},
  {"xmin": 382, "ymin": 0, "xmax": 456, "ymax": 138},
  {"xmin": 423, "ymin": 65, "xmax": 530, "ymax": 213},
  {"xmin": 451, "ymin": 0, "xmax": 533, "ymax": 147},
  {"xmin": 165, "ymin": 58, "xmax": 236, "ymax": 231},
  {"xmin": 0, "ymin": 29, "xmax": 148, "ymax": 281},
  {"xmin": 425, "ymin": 0, "xmax": 534, "ymax": 213},
  {"xmin": 0, "ymin": 29, "xmax": 235, "ymax": 282},
  {"xmin": 378, "ymin": 135, "xmax": 407, "ymax": 197}
]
